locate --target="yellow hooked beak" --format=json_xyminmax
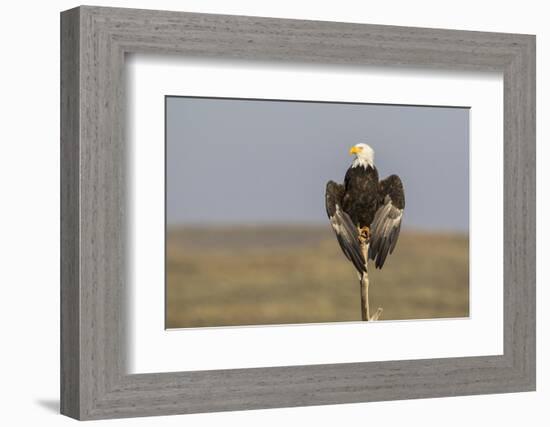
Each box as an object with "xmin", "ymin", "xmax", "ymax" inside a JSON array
[{"xmin": 349, "ymin": 146, "xmax": 362, "ymax": 155}]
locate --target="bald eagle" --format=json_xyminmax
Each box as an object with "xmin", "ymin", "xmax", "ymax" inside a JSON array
[{"xmin": 325, "ymin": 143, "xmax": 405, "ymax": 273}]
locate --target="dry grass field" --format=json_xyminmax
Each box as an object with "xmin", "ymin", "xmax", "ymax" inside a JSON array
[{"xmin": 166, "ymin": 225, "xmax": 469, "ymax": 328}]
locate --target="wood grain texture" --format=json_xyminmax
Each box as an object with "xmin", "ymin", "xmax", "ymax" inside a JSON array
[
  {"xmin": 60, "ymin": 5, "xmax": 536, "ymax": 420},
  {"xmin": 60, "ymin": 7, "xmax": 80, "ymax": 419}
]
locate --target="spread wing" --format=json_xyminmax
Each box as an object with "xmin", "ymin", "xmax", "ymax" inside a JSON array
[
  {"xmin": 325, "ymin": 181, "xmax": 366, "ymax": 274},
  {"xmin": 369, "ymin": 174, "xmax": 405, "ymax": 269}
]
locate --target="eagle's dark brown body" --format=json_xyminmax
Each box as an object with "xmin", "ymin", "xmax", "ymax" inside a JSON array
[
  {"xmin": 326, "ymin": 164, "xmax": 405, "ymax": 270},
  {"xmin": 342, "ymin": 165, "xmax": 381, "ymax": 228}
]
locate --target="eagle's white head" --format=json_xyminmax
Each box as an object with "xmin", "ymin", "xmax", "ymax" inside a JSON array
[{"xmin": 349, "ymin": 143, "xmax": 375, "ymax": 169}]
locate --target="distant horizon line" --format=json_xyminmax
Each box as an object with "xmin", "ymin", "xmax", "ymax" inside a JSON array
[{"xmin": 166, "ymin": 222, "xmax": 468, "ymax": 235}]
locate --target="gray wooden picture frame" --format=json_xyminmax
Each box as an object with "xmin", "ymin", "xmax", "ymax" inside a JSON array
[{"xmin": 60, "ymin": 5, "xmax": 536, "ymax": 420}]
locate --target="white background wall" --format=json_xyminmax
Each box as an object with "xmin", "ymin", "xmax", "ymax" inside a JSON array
[{"xmin": 0, "ymin": 0, "xmax": 545, "ymax": 425}]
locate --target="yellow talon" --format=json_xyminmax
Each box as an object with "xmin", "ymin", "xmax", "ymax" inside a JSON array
[{"xmin": 358, "ymin": 226, "xmax": 370, "ymax": 243}]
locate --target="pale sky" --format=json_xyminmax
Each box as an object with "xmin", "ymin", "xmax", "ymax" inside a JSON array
[{"xmin": 166, "ymin": 96, "xmax": 469, "ymax": 232}]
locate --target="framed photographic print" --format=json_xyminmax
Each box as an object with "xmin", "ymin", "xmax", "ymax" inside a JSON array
[
  {"xmin": 60, "ymin": 5, "xmax": 535, "ymax": 420},
  {"xmin": 163, "ymin": 96, "xmax": 470, "ymax": 328}
]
